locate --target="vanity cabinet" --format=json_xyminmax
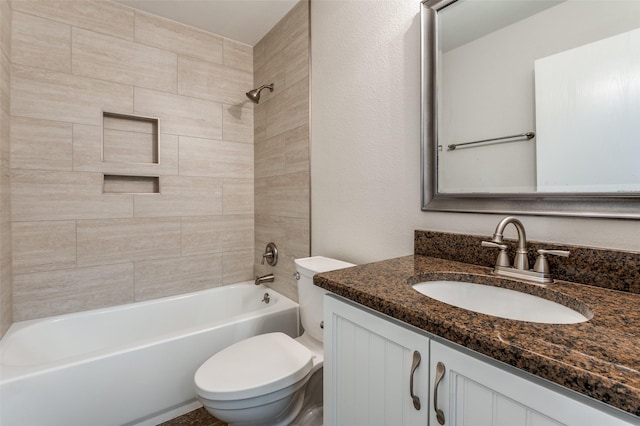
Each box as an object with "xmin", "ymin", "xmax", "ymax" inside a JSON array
[
  {"xmin": 324, "ymin": 295, "xmax": 430, "ymax": 425},
  {"xmin": 430, "ymin": 341, "xmax": 632, "ymax": 426},
  {"xmin": 325, "ymin": 295, "xmax": 635, "ymax": 426}
]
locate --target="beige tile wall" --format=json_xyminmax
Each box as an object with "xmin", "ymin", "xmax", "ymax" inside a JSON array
[
  {"xmin": 254, "ymin": 1, "xmax": 310, "ymax": 302},
  {"xmin": 0, "ymin": 0, "xmax": 12, "ymax": 336},
  {"xmin": 9, "ymin": 0, "xmax": 256, "ymax": 321}
]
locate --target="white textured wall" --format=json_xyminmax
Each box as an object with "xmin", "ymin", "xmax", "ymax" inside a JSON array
[{"xmin": 310, "ymin": 0, "xmax": 640, "ymax": 266}]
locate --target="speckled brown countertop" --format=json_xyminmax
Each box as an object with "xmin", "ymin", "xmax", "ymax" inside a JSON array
[{"xmin": 314, "ymin": 255, "xmax": 640, "ymax": 418}]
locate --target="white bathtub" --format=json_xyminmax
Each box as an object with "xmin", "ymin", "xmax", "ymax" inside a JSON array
[{"xmin": 0, "ymin": 283, "xmax": 299, "ymax": 426}]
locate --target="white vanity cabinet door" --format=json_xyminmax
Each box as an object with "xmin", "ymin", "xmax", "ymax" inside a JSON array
[
  {"xmin": 430, "ymin": 341, "xmax": 634, "ymax": 426},
  {"xmin": 324, "ymin": 295, "xmax": 430, "ymax": 426}
]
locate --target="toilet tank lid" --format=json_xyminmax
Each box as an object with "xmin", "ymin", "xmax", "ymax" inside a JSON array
[{"xmin": 294, "ymin": 256, "xmax": 355, "ymax": 276}]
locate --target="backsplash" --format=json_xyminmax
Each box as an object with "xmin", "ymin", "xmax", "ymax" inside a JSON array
[{"xmin": 415, "ymin": 230, "xmax": 640, "ymax": 294}]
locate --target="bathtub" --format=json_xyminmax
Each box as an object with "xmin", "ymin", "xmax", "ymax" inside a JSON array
[{"xmin": 0, "ymin": 283, "xmax": 299, "ymax": 426}]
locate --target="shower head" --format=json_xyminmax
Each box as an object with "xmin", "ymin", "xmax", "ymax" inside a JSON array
[{"xmin": 246, "ymin": 83, "xmax": 274, "ymax": 104}]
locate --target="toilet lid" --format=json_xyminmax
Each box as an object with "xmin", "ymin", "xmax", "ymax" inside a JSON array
[{"xmin": 195, "ymin": 332, "xmax": 313, "ymax": 401}]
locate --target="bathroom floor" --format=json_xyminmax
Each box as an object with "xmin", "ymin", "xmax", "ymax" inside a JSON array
[
  {"xmin": 158, "ymin": 408, "xmax": 227, "ymax": 426},
  {"xmin": 160, "ymin": 402, "xmax": 323, "ymax": 426}
]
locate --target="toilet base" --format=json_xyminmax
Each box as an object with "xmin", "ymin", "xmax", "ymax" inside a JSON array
[
  {"xmin": 292, "ymin": 403, "xmax": 323, "ymax": 426},
  {"xmin": 202, "ymin": 386, "xmax": 305, "ymax": 426},
  {"xmin": 291, "ymin": 368, "xmax": 323, "ymax": 425}
]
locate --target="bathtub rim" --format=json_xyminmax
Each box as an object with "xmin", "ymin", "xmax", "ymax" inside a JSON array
[{"xmin": 0, "ymin": 282, "xmax": 299, "ymax": 382}]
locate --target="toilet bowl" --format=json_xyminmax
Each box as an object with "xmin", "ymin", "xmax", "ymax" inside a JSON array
[{"xmin": 194, "ymin": 256, "xmax": 355, "ymax": 426}]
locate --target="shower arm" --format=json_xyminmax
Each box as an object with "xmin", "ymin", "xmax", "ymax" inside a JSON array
[{"xmin": 256, "ymin": 84, "xmax": 273, "ymax": 92}]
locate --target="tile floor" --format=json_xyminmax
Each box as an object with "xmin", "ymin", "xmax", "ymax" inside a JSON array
[{"xmin": 158, "ymin": 408, "xmax": 227, "ymax": 426}]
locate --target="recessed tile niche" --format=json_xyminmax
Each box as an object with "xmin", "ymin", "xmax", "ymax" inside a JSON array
[
  {"xmin": 102, "ymin": 112, "xmax": 160, "ymax": 193},
  {"xmin": 103, "ymin": 112, "xmax": 158, "ymax": 164},
  {"xmin": 103, "ymin": 175, "xmax": 160, "ymax": 193}
]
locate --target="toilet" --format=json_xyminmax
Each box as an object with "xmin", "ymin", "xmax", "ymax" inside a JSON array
[{"xmin": 194, "ymin": 256, "xmax": 355, "ymax": 426}]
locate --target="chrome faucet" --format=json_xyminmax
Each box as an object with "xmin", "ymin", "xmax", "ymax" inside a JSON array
[
  {"xmin": 482, "ymin": 216, "xmax": 569, "ymax": 284},
  {"xmin": 484, "ymin": 216, "xmax": 529, "ymax": 270},
  {"xmin": 255, "ymin": 273, "xmax": 275, "ymax": 286}
]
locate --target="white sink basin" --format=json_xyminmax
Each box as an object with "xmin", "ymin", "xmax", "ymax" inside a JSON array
[{"xmin": 412, "ymin": 281, "xmax": 590, "ymax": 324}]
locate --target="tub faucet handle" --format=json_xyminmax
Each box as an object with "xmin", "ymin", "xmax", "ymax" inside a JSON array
[{"xmin": 261, "ymin": 242, "xmax": 278, "ymax": 266}]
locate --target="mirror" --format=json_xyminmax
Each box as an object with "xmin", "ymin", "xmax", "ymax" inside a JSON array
[{"xmin": 421, "ymin": 0, "xmax": 640, "ymax": 218}]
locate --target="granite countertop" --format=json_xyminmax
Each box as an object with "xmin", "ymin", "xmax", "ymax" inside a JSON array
[{"xmin": 313, "ymin": 255, "xmax": 640, "ymax": 417}]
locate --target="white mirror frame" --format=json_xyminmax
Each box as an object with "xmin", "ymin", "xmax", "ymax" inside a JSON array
[{"xmin": 420, "ymin": 0, "xmax": 640, "ymax": 219}]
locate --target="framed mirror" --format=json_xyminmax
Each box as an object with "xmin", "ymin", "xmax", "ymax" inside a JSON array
[{"xmin": 421, "ymin": 0, "xmax": 640, "ymax": 218}]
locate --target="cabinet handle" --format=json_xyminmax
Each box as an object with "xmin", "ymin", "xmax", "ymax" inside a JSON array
[
  {"xmin": 433, "ymin": 361, "xmax": 446, "ymax": 425},
  {"xmin": 410, "ymin": 351, "xmax": 421, "ymax": 410}
]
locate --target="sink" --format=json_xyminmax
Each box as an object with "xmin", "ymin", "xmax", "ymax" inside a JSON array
[{"xmin": 412, "ymin": 281, "xmax": 590, "ymax": 324}]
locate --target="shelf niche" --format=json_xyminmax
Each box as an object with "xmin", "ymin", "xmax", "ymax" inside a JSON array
[
  {"xmin": 103, "ymin": 175, "xmax": 159, "ymax": 194},
  {"xmin": 103, "ymin": 112, "xmax": 159, "ymax": 164}
]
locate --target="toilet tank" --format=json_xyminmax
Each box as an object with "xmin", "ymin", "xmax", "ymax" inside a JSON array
[{"xmin": 294, "ymin": 256, "xmax": 355, "ymax": 342}]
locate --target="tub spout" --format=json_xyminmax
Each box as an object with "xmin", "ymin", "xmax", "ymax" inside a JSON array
[{"xmin": 255, "ymin": 273, "xmax": 275, "ymax": 285}]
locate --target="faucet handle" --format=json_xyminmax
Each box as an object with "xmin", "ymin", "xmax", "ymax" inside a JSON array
[
  {"xmin": 481, "ymin": 241, "xmax": 510, "ymax": 267},
  {"xmin": 260, "ymin": 242, "xmax": 278, "ymax": 266},
  {"xmin": 260, "ymin": 251, "xmax": 273, "ymax": 265},
  {"xmin": 537, "ymin": 249, "xmax": 570, "ymax": 257},
  {"xmin": 533, "ymin": 249, "xmax": 570, "ymax": 273}
]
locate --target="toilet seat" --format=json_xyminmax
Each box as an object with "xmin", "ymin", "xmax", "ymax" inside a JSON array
[{"xmin": 195, "ymin": 332, "xmax": 313, "ymax": 401}]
